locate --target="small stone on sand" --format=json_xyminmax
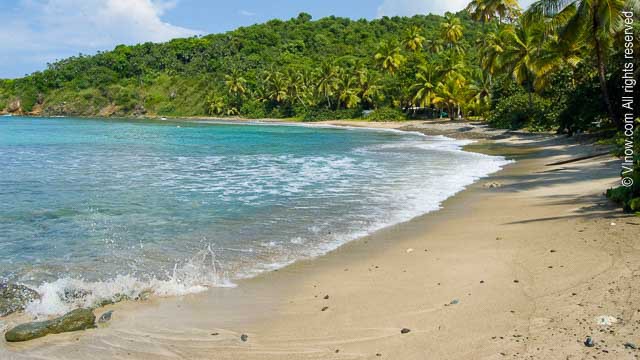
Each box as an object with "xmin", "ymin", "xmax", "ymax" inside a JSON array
[
  {"xmin": 240, "ymin": 334, "xmax": 248, "ymax": 342},
  {"xmin": 401, "ymin": 328, "xmax": 411, "ymax": 334}
]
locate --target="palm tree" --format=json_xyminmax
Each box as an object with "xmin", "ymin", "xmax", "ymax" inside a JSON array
[
  {"xmin": 411, "ymin": 64, "xmax": 442, "ymax": 108},
  {"xmin": 425, "ymin": 38, "xmax": 445, "ymax": 54},
  {"xmin": 499, "ymin": 20, "xmax": 542, "ymax": 107},
  {"xmin": 435, "ymin": 73, "xmax": 468, "ymax": 121},
  {"xmin": 205, "ymin": 93, "xmax": 225, "ymax": 115},
  {"xmin": 357, "ymin": 68, "xmax": 383, "ymax": 109},
  {"xmin": 440, "ymin": 15, "xmax": 464, "ymax": 48},
  {"xmin": 467, "ymin": 0, "xmax": 521, "ymax": 24},
  {"xmin": 403, "ymin": 26, "xmax": 426, "ymax": 52},
  {"xmin": 526, "ymin": 0, "xmax": 627, "ymax": 126},
  {"xmin": 316, "ymin": 62, "xmax": 338, "ymax": 108},
  {"xmin": 224, "ymin": 69, "xmax": 247, "ymax": 107},
  {"xmin": 478, "ymin": 28, "xmax": 506, "ymax": 75},
  {"xmin": 374, "ymin": 41, "xmax": 406, "ymax": 75},
  {"xmin": 336, "ymin": 71, "xmax": 361, "ymax": 109},
  {"xmin": 467, "ymin": 68, "xmax": 493, "ymax": 115},
  {"xmin": 266, "ymin": 71, "xmax": 288, "ymax": 104}
]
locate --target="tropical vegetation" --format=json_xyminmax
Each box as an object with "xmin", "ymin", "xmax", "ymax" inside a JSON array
[{"xmin": 0, "ymin": 0, "xmax": 638, "ymax": 211}]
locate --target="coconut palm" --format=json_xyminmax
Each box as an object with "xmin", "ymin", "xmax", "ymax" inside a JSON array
[
  {"xmin": 403, "ymin": 26, "xmax": 426, "ymax": 52},
  {"xmin": 357, "ymin": 68, "xmax": 383, "ymax": 109},
  {"xmin": 335, "ymin": 71, "xmax": 361, "ymax": 109},
  {"xmin": 526, "ymin": 0, "xmax": 628, "ymax": 126},
  {"xmin": 374, "ymin": 41, "xmax": 406, "ymax": 75},
  {"xmin": 224, "ymin": 69, "xmax": 247, "ymax": 99},
  {"xmin": 440, "ymin": 15, "xmax": 464, "ymax": 47},
  {"xmin": 316, "ymin": 62, "xmax": 338, "ymax": 108},
  {"xmin": 425, "ymin": 38, "xmax": 445, "ymax": 54},
  {"xmin": 499, "ymin": 20, "xmax": 542, "ymax": 107},
  {"xmin": 411, "ymin": 64, "xmax": 442, "ymax": 108}
]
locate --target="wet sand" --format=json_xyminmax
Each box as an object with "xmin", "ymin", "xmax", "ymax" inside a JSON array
[{"xmin": 2, "ymin": 122, "xmax": 639, "ymax": 359}]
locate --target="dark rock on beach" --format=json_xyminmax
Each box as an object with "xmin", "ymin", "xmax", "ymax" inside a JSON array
[
  {"xmin": 0, "ymin": 283, "xmax": 40, "ymax": 317},
  {"xmin": 98, "ymin": 310, "xmax": 113, "ymax": 323},
  {"xmin": 5, "ymin": 308, "xmax": 96, "ymax": 342},
  {"xmin": 584, "ymin": 336, "xmax": 595, "ymax": 347},
  {"xmin": 240, "ymin": 334, "xmax": 249, "ymax": 342},
  {"xmin": 401, "ymin": 328, "xmax": 411, "ymax": 334}
]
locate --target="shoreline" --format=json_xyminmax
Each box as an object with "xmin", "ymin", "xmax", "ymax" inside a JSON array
[{"xmin": 2, "ymin": 121, "xmax": 638, "ymax": 359}]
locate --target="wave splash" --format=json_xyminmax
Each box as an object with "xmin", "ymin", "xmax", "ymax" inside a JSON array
[{"xmin": 25, "ymin": 246, "xmax": 234, "ymax": 316}]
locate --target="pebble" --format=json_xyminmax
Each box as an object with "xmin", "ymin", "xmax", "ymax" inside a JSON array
[
  {"xmin": 324, "ymin": 295, "xmax": 329, "ymax": 300},
  {"xmin": 624, "ymin": 342, "xmax": 637, "ymax": 349},
  {"xmin": 401, "ymin": 328, "xmax": 411, "ymax": 334},
  {"xmin": 450, "ymin": 299, "xmax": 460, "ymax": 305},
  {"xmin": 240, "ymin": 334, "xmax": 248, "ymax": 342},
  {"xmin": 406, "ymin": 248, "xmax": 414, "ymax": 253},
  {"xmin": 321, "ymin": 306, "xmax": 329, "ymax": 312},
  {"xmin": 584, "ymin": 336, "xmax": 595, "ymax": 347}
]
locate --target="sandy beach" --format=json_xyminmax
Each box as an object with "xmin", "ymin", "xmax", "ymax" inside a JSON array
[{"xmin": 2, "ymin": 121, "xmax": 638, "ymax": 360}]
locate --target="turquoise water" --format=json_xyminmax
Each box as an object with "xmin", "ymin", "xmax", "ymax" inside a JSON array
[{"xmin": 0, "ymin": 117, "xmax": 509, "ymax": 314}]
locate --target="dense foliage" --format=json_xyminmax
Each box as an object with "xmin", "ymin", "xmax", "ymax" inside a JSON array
[{"xmin": 0, "ymin": 0, "xmax": 638, "ymax": 210}]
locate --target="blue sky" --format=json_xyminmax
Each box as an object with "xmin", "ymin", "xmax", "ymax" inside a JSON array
[{"xmin": 0, "ymin": 0, "xmax": 534, "ymax": 78}]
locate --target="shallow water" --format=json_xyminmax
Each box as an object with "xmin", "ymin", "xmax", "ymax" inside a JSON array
[{"xmin": 0, "ymin": 117, "xmax": 510, "ymax": 315}]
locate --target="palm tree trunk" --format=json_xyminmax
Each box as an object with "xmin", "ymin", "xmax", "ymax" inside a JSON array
[{"xmin": 594, "ymin": 36, "xmax": 619, "ymax": 128}]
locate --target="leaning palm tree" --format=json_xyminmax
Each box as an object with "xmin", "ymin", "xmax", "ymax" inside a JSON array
[
  {"xmin": 374, "ymin": 41, "xmax": 406, "ymax": 75},
  {"xmin": 526, "ymin": 0, "xmax": 628, "ymax": 126},
  {"xmin": 403, "ymin": 26, "xmax": 426, "ymax": 52},
  {"xmin": 425, "ymin": 38, "xmax": 445, "ymax": 54}
]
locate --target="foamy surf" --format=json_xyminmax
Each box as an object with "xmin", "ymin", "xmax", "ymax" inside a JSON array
[{"xmin": 2, "ymin": 117, "xmax": 512, "ymax": 317}]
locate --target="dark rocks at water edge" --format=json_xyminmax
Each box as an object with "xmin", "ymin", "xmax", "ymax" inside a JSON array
[
  {"xmin": 4, "ymin": 308, "xmax": 96, "ymax": 342},
  {"xmin": 0, "ymin": 283, "xmax": 40, "ymax": 317},
  {"xmin": 98, "ymin": 310, "xmax": 113, "ymax": 323}
]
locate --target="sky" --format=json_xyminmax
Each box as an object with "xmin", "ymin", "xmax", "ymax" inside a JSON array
[{"xmin": 0, "ymin": 0, "xmax": 534, "ymax": 78}]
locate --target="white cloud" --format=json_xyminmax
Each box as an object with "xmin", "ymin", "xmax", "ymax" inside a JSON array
[
  {"xmin": 239, "ymin": 9, "xmax": 256, "ymax": 17},
  {"xmin": 377, "ymin": 0, "xmax": 535, "ymax": 17},
  {"xmin": 0, "ymin": 0, "xmax": 201, "ymax": 77}
]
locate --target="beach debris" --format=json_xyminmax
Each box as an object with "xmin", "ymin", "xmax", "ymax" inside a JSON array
[
  {"xmin": 0, "ymin": 282, "xmax": 40, "ymax": 317},
  {"xmin": 400, "ymin": 328, "xmax": 411, "ymax": 334},
  {"xmin": 406, "ymin": 248, "xmax": 414, "ymax": 253},
  {"xmin": 513, "ymin": 280, "xmax": 519, "ymax": 283},
  {"xmin": 450, "ymin": 299, "xmax": 460, "ymax": 305},
  {"xmin": 584, "ymin": 336, "xmax": 595, "ymax": 347},
  {"xmin": 324, "ymin": 295, "xmax": 329, "ymax": 300},
  {"xmin": 595, "ymin": 315, "xmax": 618, "ymax": 326},
  {"xmin": 5, "ymin": 308, "xmax": 96, "ymax": 342},
  {"xmin": 480, "ymin": 280, "xmax": 485, "ymax": 284},
  {"xmin": 240, "ymin": 334, "xmax": 249, "ymax": 342},
  {"xmin": 376, "ymin": 353, "xmax": 382, "ymax": 357},
  {"xmin": 549, "ymin": 249, "xmax": 557, "ymax": 253},
  {"xmin": 624, "ymin": 342, "xmax": 637, "ymax": 349},
  {"xmin": 98, "ymin": 310, "xmax": 113, "ymax": 323},
  {"xmin": 211, "ymin": 332, "xmax": 219, "ymax": 336},
  {"xmin": 321, "ymin": 306, "xmax": 329, "ymax": 312}
]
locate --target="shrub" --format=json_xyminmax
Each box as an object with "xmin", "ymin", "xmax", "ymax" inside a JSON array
[
  {"xmin": 366, "ymin": 107, "xmax": 407, "ymax": 121},
  {"xmin": 488, "ymin": 93, "xmax": 556, "ymax": 131},
  {"xmin": 302, "ymin": 108, "xmax": 361, "ymax": 121}
]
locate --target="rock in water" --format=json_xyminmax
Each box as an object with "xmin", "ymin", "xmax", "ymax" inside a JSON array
[
  {"xmin": 5, "ymin": 308, "xmax": 96, "ymax": 342},
  {"xmin": 0, "ymin": 283, "xmax": 40, "ymax": 317}
]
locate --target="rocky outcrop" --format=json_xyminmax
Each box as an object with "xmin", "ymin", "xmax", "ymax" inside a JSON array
[
  {"xmin": 0, "ymin": 283, "xmax": 40, "ymax": 317},
  {"xmin": 4, "ymin": 308, "xmax": 96, "ymax": 342},
  {"xmin": 7, "ymin": 99, "xmax": 22, "ymax": 114}
]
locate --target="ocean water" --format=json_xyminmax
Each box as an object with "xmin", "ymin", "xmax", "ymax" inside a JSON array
[{"xmin": 0, "ymin": 117, "xmax": 510, "ymax": 315}]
